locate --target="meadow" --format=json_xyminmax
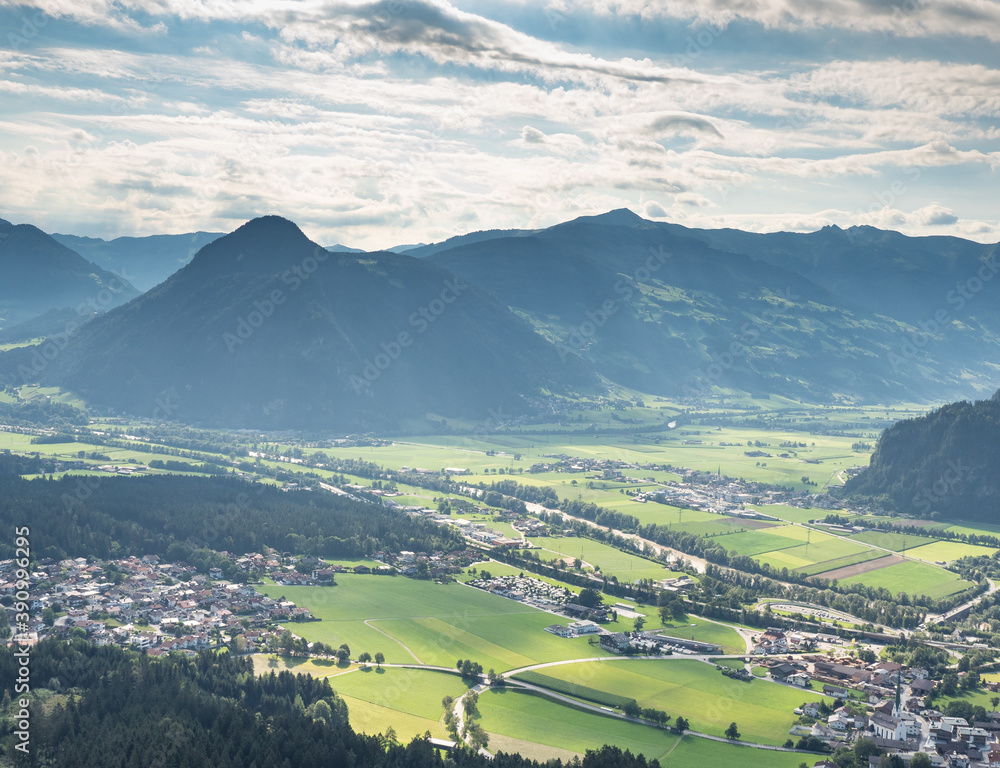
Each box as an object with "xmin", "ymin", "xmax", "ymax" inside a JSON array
[
  {"xmin": 524, "ymin": 535, "xmax": 684, "ymax": 582},
  {"xmin": 522, "ymin": 659, "xmax": 826, "ymax": 745},
  {"xmin": 476, "ymin": 688, "xmax": 679, "ymax": 761},
  {"xmin": 257, "ymin": 575, "xmax": 612, "ymax": 671},
  {"xmin": 839, "ymin": 559, "xmax": 973, "ymax": 600}
]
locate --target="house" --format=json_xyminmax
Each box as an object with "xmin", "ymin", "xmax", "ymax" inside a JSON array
[
  {"xmin": 545, "ymin": 625, "xmax": 574, "ymax": 638},
  {"xmin": 803, "ymin": 702, "xmax": 823, "ymax": 718},
  {"xmin": 599, "ymin": 633, "xmax": 633, "ymax": 653},
  {"xmin": 568, "ymin": 620, "xmax": 600, "ymax": 635},
  {"xmin": 788, "ymin": 672, "xmax": 811, "ymax": 687},
  {"xmin": 828, "ymin": 711, "xmax": 853, "ymax": 731}
]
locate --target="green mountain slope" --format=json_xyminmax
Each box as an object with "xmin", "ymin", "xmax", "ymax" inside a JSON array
[{"xmin": 8, "ymin": 216, "xmax": 595, "ymax": 430}]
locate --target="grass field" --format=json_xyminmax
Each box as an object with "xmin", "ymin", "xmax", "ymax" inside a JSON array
[
  {"xmin": 754, "ymin": 534, "xmax": 873, "ymax": 573},
  {"xmin": 839, "ymin": 559, "xmax": 973, "ymax": 599},
  {"xmin": 257, "ymin": 576, "xmax": 612, "ymax": 672},
  {"xmin": 904, "ymin": 539, "xmax": 998, "ymax": 562},
  {"xmin": 329, "ymin": 666, "xmax": 467, "ymax": 739},
  {"xmin": 477, "ymin": 688, "xmax": 679, "ymax": 760},
  {"xmin": 512, "ymin": 670, "xmax": 639, "ymax": 708},
  {"xmin": 795, "ymin": 550, "xmax": 884, "ymax": 577},
  {"xmin": 524, "ymin": 535, "xmax": 684, "ymax": 582},
  {"xmin": 526, "ymin": 659, "xmax": 825, "ymax": 745},
  {"xmin": 850, "ymin": 530, "xmax": 929, "ymax": 551},
  {"xmin": 662, "ymin": 735, "xmax": 812, "ymax": 768}
]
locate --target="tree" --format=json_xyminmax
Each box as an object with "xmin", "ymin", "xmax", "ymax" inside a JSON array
[
  {"xmin": 336, "ymin": 643, "xmax": 350, "ymax": 662},
  {"xmin": 358, "ymin": 651, "xmax": 372, "ymax": 666},
  {"xmin": 725, "ymin": 722, "xmax": 740, "ymax": 740},
  {"xmin": 877, "ymin": 755, "xmax": 904, "ymax": 768},
  {"xmin": 374, "ymin": 651, "xmax": 385, "ymax": 669},
  {"xmin": 854, "ymin": 738, "xmax": 880, "ymax": 763},
  {"xmin": 577, "ymin": 588, "xmax": 603, "ymax": 608},
  {"xmin": 908, "ymin": 753, "xmax": 932, "ymax": 768},
  {"xmin": 633, "ymin": 615, "xmax": 646, "ymax": 633},
  {"xmin": 991, "ymin": 696, "xmax": 999, "ymax": 712},
  {"xmin": 674, "ymin": 716, "xmax": 689, "ymax": 733},
  {"xmin": 41, "ymin": 606, "xmax": 56, "ymax": 627}
]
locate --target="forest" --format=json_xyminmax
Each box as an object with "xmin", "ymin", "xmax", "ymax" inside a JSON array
[
  {"xmin": 0, "ymin": 457, "xmax": 465, "ymax": 565},
  {"xmin": 844, "ymin": 389, "xmax": 1000, "ymax": 520}
]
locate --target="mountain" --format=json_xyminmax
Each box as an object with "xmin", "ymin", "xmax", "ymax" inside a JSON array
[
  {"xmin": 844, "ymin": 390, "xmax": 1000, "ymax": 521},
  {"xmin": 425, "ymin": 209, "xmax": 1000, "ymax": 404},
  {"xmin": 51, "ymin": 230, "xmax": 223, "ymax": 291},
  {"xmin": 5, "ymin": 216, "xmax": 594, "ymax": 430},
  {"xmin": 0, "ymin": 218, "xmax": 139, "ymax": 335},
  {"xmin": 404, "ymin": 228, "xmax": 532, "ymax": 258},
  {"xmin": 325, "ymin": 243, "xmax": 366, "ymax": 253}
]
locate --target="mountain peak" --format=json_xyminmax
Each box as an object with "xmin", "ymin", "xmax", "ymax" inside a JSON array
[{"xmin": 184, "ymin": 215, "xmax": 319, "ymax": 278}]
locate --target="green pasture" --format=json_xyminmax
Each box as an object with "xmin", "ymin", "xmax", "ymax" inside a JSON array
[
  {"xmin": 850, "ymin": 530, "xmax": 932, "ymax": 552},
  {"xmin": 524, "ymin": 535, "xmax": 684, "ymax": 582},
  {"xmin": 529, "ymin": 659, "xmax": 825, "ymax": 745},
  {"xmin": 663, "ymin": 735, "xmax": 813, "ymax": 768},
  {"xmin": 258, "ymin": 576, "xmax": 611, "ymax": 672},
  {"xmin": 840, "ymin": 559, "xmax": 973, "ymax": 600},
  {"xmin": 904, "ymin": 539, "xmax": 998, "ymax": 562},
  {"xmin": 477, "ymin": 688, "xmax": 679, "ymax": 760},
  {"xmin": 330, "ymin": 666, "xmax": 467, "ymax": 725}
]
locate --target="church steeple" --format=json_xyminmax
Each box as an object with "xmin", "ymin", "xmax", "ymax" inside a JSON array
[{"xmin": 893, "ymin": 672, "xmax": 902, "ymax": 718}]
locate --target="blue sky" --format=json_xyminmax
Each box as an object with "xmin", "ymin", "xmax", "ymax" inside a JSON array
[{"xmin": 1, "ymin": 0, "xmax": 998, "ymax": 248}]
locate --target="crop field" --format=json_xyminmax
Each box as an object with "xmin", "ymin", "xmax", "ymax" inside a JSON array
[
  {"xmin": 477, "ymin": 688, "xmax": 679, "ymax": 760},
  {"xmin": 850, "ymin": 530, "xmax": 932, "ymax": 552},
  {"xmin": 663, "ymin": 736, "xmax": 811, "ymax": 768},
  {"xmin": 904, "ymin": 539, "xmax": 998, "ymax": 562},
  {"xmin": 753, "ymin": 534, "xmax": 873, "ymax": 573},
  {"xmin": 710, "ymin": 528, "xmax": 801, "ymax": 557},
  {"xmin": 795, "ymin": 550, "xmax": 885, "ymax": 577},
  {"xmin": 512, "ymin": 670, "xmax": 637, "ymax": 708},
  {"xmin": 751, "ymin": 504, "xmax": 821, "ymax": 523},
  {"xmin": 839, "ymin": 559, "xmax": 973, "ymax": 599},
  {"xmin": 258, "ymin": 576, "xmax": 611, "ymax": 671},
  {"xmin": 944, "ymin": 521, "xmax": 1000, "ymax": 538},
  {"xmin": 329, "ymin": 667, "xmax": 466, "ymax": 729},
  {"xmin": 529, "ymin": 659, "xmax": 827, "ymax": 745},
  {"xmin": 524, "ymin": 536, "xmax": 684, "ymax": 582},
  {"xmin": 340, "ymin": 693, "xmax": 446, "ymax": 741}
]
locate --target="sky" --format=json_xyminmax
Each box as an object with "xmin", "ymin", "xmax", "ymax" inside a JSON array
[{"xmin": 1, "ymin": 0, "xmax": 999, "ymax": 249}]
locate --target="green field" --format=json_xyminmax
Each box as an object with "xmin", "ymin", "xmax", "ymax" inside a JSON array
[
  {"xmin": 904, "ymin": 539, "xmax": 998, "ymax": 562},
  {"xmin": 512, "ymin": 670, "xmax": 639, "ymax": 708},
  {"xmin": 840, "ymin": 559, "xmax": 973, "ymax": 600},
  {"xmin": 663, "ymin": 735, "xmax": 813, "ymax": 768},
  {"xmin": 477, "ymin": 688, "xmax": 679, "ymax": 760},
  {"xmin": 329, "ymin": 666, "xmax": 467, "ymax": 739},
  {"xmin": 850, "ymin": 530, "xmax": 932, "ymax": 552},
  {"xmin": 795, "ymin": 550, "xmax": 884, "ymax": 577},
  {"xmin": 755, "ymin": 534, "xmax": 872, "ymax": 572},
  {"xmin": 258, "ymin": 576, "xmax": 612, "ymax": 672},
  {"xmin": 526, "ymin": 659, "xmax": 827, "ymax": 745},
  {"xmin": 525, "ymin": 535, "xmax": 684, "ymax": 583}
]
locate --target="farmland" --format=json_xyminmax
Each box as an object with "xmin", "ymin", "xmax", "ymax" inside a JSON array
[
  {"xmin": 520, "ymin": 659, "xmax": 828, "ymax": 746},
  {"xmin": 840, "ymin": 559, "xmax": 972, "ymax": 600},
  {"xmin": 257, "ymin": 576, "xmax": 613, "ymax": 671}
]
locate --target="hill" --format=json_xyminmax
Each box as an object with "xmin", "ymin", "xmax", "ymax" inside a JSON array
[
  {"xmin": 843, "ymin": 390, "xmax": 1000, "ymax": 520},
  {"xmin": 0, "ymin": 218, "xmax": 139, "ymax": 334},
  {"xmin": 428, "ymin": 209, "xmax": 994, "ymax": 403},
  {"xmin": 5, "ymin": 216, "xmax": 594, "ymax": 430},
  {"xmin": 52, "ymin": 229, "xmax": 223, "ymax": 291}
]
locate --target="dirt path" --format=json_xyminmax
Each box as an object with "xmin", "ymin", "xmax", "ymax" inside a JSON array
[{"xmin": 363, "ymin": 619, "xmax": 422, "ymax": 664}]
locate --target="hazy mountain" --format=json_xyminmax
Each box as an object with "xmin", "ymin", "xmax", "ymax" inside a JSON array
[
  {"xmin": 51, "ymin": 230, "xmax": 223, "ymax": 291},
  {"xmin": 427, "ymin": 209, "xmax": 1000, "ymax": 404},
  {"xmin": 404, "ymin": 228, "xmax": 532, "ymax": 258},
  {"xmin": 6, "ymin": 216, "xmax": 594, "ymax": 430},
  {"xmin": 844, "ymin": 390, "xmax": 1000, "ymax": 521},
  {"xmin": 0, "ymin": 218, "xmax": 139, "ymax": 335},
  {"xmin": 325, "ymin": 244, "xmax": 366, "ymax": 253}
]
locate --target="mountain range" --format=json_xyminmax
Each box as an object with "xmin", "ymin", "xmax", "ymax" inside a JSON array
[
  {"xmin": 1, "ymin": 209, "xmax": 999, "ymax": 430},
  {"xmin": 0, "ymin": 218, "xmax": 139, "ymax": 338},
  {"xmin": 2, "ymin": 217, "xmax": 592, "ymax": 430}
]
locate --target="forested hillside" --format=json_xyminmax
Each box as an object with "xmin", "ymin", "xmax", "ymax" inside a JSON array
[
  {"xmin": 844, "ymin": 389, "xmax": 1000, "ymax": 519},
  {"xmin": 0, "ymin": 464, "xmax": 464, "ymax": 564}
]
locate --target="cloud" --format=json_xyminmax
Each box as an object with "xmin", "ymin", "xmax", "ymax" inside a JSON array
[
  {"xmin": 915, "ymin": 204, "xmax": 959, "ymax": 226},
  {"xmin": 520, "ymin": 125, "xmax": 546, "ymax": 143},
  {"xmin": 642, "ymin": 200, "xmax": 667, "ymax": 218},
  {"xmin": 648, "ymin": 113, "xmax": 723, "ymax": 138},
  {"xmin": 564, "ymin": 0, "xmax": 1000, "ymax": 42}
]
